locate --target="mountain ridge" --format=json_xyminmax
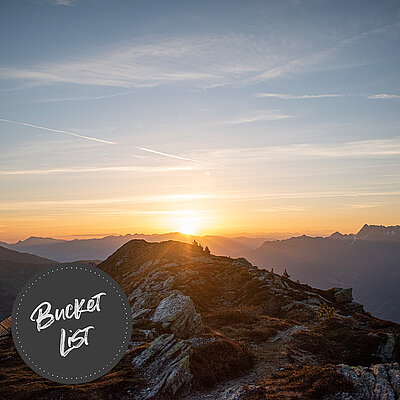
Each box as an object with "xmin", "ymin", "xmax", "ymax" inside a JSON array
[
  {"xmin": 0, "ymin": 244, "xmax": 56, "ymax": 264},
  {"xmin": 1, "ymin": 233, "xmax": 269, "ymax": 262},
  {"xmin": 1, "ymin": 239, "xmax": 400, "ymax": 399},
  {"xmin": 246, "ymin": 224, "xmax": 400, "ymax": 322}
]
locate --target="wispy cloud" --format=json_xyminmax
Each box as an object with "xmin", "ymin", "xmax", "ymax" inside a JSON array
[
  {"xmin": 52, "ymin": 0, "xmax": 75, "ymax": 5},
  {"xmin": 257, "ymin": 93, "xmax": 344, "ymax": 100},
  {"xmin": 0, "ymin": 193, "xmax": 223, "ymax": 211},
  {"xmin": 0, "ymin": 28, "xmax": 384, "ymax": 89},
  {"xmin": 216, "ymin": 110, "xmax": 291, "ymax": 125},
  {"xmin": 367, "ymin": 94, "xmax": 400, "ymax": 99},
  {"xmin": 204, "ymin": 139, "xmax": 400, "ymax": 161},
  {"xmin": 257, "ymin": 206, "xmax": 309, "ymax": 213},
  {"xmin": 0, "ymin": 35, "xmax": 258, "ymax": 88},
  {"xmin": 0, "ymin": 117, "xmax": 116, "ymax": 144},
  {"xmin": 0, "ymin": 165, "xmax": 199, "ymax": 175},
  {"xmin": 1, "ymin": 190, "xmax": 399, "ymax": 212},
  {"xmin": 39, "ymin": 0, "xmax": 77, "ymax": 6},
  {"xmin": 32, "ymin": 91, "xmax": 130, "ymax": 103},
  {"xmin": 346, "ymin": 203, "xmax": 381, "ymax": 209},
  {"xmin": 250, "ymin": 26, "xmax": 389, "ymax": 83}
]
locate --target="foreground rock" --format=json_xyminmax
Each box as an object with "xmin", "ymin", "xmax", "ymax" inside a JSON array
[
  {"xmin": 133, "ymin": 334, "xmax": 192, "ymax": 399},
  {"xmin": 151, "ymin": 292, "xmax": 204, "ymax": 339},
  {"xmin": 221, "ymin": 363, "xmax": 400, "ymax": 400},
  {"xmin": 336, "ymin": 363, "xmax": 400, "ymax": 400}
]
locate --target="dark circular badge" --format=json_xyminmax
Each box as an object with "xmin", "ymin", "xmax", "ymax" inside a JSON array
[{"xmin": 11, "ymin": 264, "xmax": 132, "ymax": 384}]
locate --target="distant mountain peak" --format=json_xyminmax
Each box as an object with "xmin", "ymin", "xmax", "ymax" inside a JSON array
[
  {"xmin": 330, "ymin": 231, "xmax": 343, "ymax": 238},
  {"xmin": 17, "ymin": 236, "xmax": 65, "ymax": 245},
  {"xmin": 329, "ymin": 231, "xmax": 354, "ymax": 240},
  {"xmin": 356, "ymin": 224, "xmax": 400, "ymax": 241}
]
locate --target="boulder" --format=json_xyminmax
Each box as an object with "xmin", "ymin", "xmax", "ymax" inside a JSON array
[
  {"xmin": 133, "ymin": 334, "xmax": 192, "ymax": 399},
  {"xmin": 337, "ymin": 363, "xmax": 400, "ymax": 400},
  {"xmin": 378, "ymin": 333, "xmax": 397, "ymax": 363},
  {"xmin": 333, "ymin": 288, "xmax": 353, "ymax": 304},
  {"xmin": 151, "ymin": 291, "xmax": 204, "ymax": 339},
  {"xmin": 343, "ymin": 301, "xmax": 364, "ymax": 313}
]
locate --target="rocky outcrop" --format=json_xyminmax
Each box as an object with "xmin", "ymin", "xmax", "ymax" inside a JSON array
[
  {"xmin": 333, "ymin": 288, "xmax": 353, "ymax": 304},
  {"xmin": 133, "ymin": 334, "xmax": 193, "ymax": 399},
  {"xmin": 151, "ymin": 291, "xmax": 204, "ymax": 339},
  {"xmin": 330, "ymin": 287, "xmax": 364, "ymax": 313},
  {"xmin": 335, "ymin": 363, "xmax": 400, "ymax": 400}
]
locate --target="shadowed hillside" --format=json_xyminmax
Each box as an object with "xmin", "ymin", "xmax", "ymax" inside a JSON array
[
  {"xmin": 0, "ymin": 247, "xmax": 100, "ymax": 320},
  {"xmin": 245, "ymin": 225, "xmax": 400, "ymax": 322},
  {"xmin": 0, "ymin": 245, "xmax": 56, "ymax": 320}
]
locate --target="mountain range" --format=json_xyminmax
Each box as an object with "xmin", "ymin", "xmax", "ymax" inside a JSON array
[
  {"xmin": 1, "ymin": 224, "xmax": 399, "ymax": 323},
  {"xmin": 0, "ymin": 233, "xmax": 269, "ymax": 263},
  {"xmin": 245, "ymin": 224, "xmax": 400, "ymax": 322}
]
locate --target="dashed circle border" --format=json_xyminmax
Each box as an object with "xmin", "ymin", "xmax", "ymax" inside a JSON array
[{"xmin": 11, "ymin": 265, "xmax": 132, "ymax": 384}]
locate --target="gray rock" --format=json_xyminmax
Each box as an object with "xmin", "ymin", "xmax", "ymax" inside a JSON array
[
  {"xmin": 378, "ymin": 333, "xmax": 397, "ymax": 363},
  {"xmin": 133, "ymin": 334, "xmax": 193, "ymax": 399},
  {"xmin": 334, "ymin": 288, "xmax": 353, "ymax": 304},
  {"xmin": 131, "ymin": 308, "xmax": 152, "ymax": 320},
  {"xmin": 132, "ymin": 291, "xmax": 164, "ymax": 310},
  {"xmin": 343, "ymin": 301, "xmax": 364, "ymax": 313},
  {"xmin": 151, "ymin": 291, "xmax": 204, "ymax": 339},
  {"xmin": 336, "ymin": 363, "xmax": 400, "ymax": 400}
]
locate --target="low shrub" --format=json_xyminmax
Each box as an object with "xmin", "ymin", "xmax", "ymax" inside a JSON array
[
  {"xmin": 258, "ymin": 365, "xmax": 355, "ymax": 400},
  {"xmin": 190, "ymin": 337, "xmax": 254, "ymax": 388}
]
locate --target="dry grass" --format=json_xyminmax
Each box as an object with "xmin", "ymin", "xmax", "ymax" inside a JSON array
[
  {"xmin": 290, "ymin": 316, "xmax": 390, "ymax": 366},
  {"xmin": 0, "ymin": 338, "xmax": 145, "ymax": 400},
  {"xmin": 204, "ymin": 307, "xmax": 293, "ymax": 343},
  {"xmin": 190, "ymin": 337, "xmax": 254, "ymax": 388},
  {"xmin": 204, "ymin": 306, "xmax": 261, "ymax": 327},
  {"xmin": 238, "ymin": 366, "xmax": 354, "ymax": 400},
  {"xmin": 255, "ymin": 365, "xmax": 355, "ymax": 400}
]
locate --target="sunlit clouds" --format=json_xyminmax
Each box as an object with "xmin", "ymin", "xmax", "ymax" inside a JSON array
[
  {"xmin": 367, "ymin": 94, "xmax": 400, "ymax": 99},
  {"xmin": 0, "ymin": 25, "xmax": 391, "ymax": 90},
  {"xmin": 257, "ymin": 93, "xmax": 344, "ymax": 100}
]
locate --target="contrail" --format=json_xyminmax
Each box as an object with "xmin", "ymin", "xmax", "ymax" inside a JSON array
[
  {"xmin": 136, "ymin": 146, "xmax": 215, "ymax": 165},
  {"xmin": 0, "ymin": 117, "xmax": 215, "ymax": 164},
  {"xmin": 0, "ymin": 117, "xmax": 116, "ymax": 144}
]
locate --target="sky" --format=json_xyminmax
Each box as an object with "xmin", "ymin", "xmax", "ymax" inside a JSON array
[{"xmin": 0, "ymin": 0, "xmax": 399, "ymax": 242}]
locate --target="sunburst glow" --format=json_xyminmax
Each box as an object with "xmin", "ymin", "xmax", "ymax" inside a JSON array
[{"xmin": 178, "ymin": 217, "xmax": 198, "ymax": 235}]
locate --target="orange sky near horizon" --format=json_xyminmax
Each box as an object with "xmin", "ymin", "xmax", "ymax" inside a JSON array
[
  {"xmin": 1, "ymin": 194, "xmax": 398, "ymax": 242},
  {"xmin": 1, "ymin": 2, "xmax": 399, "ymax": 244}
]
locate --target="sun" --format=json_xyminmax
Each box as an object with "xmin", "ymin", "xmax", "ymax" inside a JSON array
[{"xmin": 178, "ymin": 217, "xmax": 198, "ymax": 235}]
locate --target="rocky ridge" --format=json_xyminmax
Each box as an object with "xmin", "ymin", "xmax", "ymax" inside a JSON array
[
  {"xmin": 1, "ymin": 239, "xmax": 400, "ymax": 399},
  {"xmin": 98, "ymin": 240, "xmax": 400, "ymax": 399}
]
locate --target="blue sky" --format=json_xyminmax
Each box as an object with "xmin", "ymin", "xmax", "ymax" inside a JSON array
[{"xmin": 0, "ymin": 0, "xmax": 399, "ymax": 241}]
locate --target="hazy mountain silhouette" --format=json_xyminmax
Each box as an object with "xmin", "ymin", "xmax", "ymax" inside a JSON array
[
  {"xmin": 0, "ymin": 244, "xmax": 55, "ymax": 264},
  {"xmin": 0, "ymin": 245, "xmax": 56, "ymax": 320},
  {"xmin": 2, "ymin": 233, "xmax": 268, "ymax": 262},
  {"xmin": 245, "ymin": 224, "xmax": 400, "ymax": 322}
]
